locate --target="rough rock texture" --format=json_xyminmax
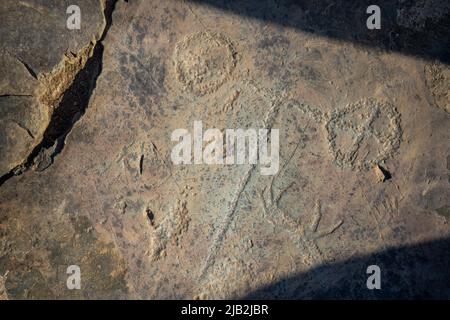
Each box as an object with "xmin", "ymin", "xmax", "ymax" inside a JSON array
[
  {"xmin": 0, "ymin": 0, "xmax": 104, "ymax": 75},
  {"xmin": 0, "ymin": 0, "xmax": 105, "ymax": 178},
  {"xmin": 0, "ymin": 0, "xmax": 449, "ymax": 299},
  {"xmin": 425, "ymin": 62, "xmax": 450, "ymax": 114}
]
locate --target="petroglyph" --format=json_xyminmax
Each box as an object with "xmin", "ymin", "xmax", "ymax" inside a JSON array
[
  {"xmin": 326, "ymin": 98, "xmax": 402, "ymax": 170},
  {"xmin": 121, "ymin": 140, "xmax": 170, "ymax": 182},
  {"xmin": 294, "ymin": 100, "xmax": 326, "ymax": 123},
  {"xmin": 195, "ymin": 81, "xmax": 283, "ymax": 139},
  {"xmin": 199, "ymin": 86, "xmax": 284, "ymax": 281},
  {"xmin": 292, "ymin": 98, "xmax": 402, "ymax": 171},
  {"xmin": 174, "ymin": 31, "xmax": 236, "ymax": 96},
  {"xmin": 425, "ymin": 62, "xmax": 450, "ymax": 114},
  {"xmin": 259, "ymin": 172, "xmax": 343, "ymax": 266},
  {"xmin": 220, "ymin": 88, "xmax": 241, "ymax": 114},
  {"xmin": 145, "ymin": 199, "xmax": 190, "ymax": 261},
  {"xmin": 361, "ymin": 190, "xmax": 400, "ymax": 243},
  {"xmin": 100, "ymin": 139, "xmax": 171, "ymax": 189}
]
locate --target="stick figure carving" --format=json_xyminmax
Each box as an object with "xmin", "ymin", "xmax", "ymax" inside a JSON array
[
  {"xmin": 293, "ymin": 98, "xmax": 402, "ymax": 170},
  {"xmin": 259, "ymin": 172, "xmax": 343, "ymax": 266}
]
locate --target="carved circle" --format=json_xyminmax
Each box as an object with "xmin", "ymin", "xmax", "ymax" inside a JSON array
[
  {"xmin": 174, "ymin": 31, "xmax": 236, "ymax": 96},
  {"xmin": 326, "ymin": 98, "xmax": 402, "ymax": 170}
]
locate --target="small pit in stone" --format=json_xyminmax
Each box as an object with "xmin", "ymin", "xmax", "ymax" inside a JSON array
[{"xmin": 146, "ymin": 208, "xmax": 155, "ymax": 227}]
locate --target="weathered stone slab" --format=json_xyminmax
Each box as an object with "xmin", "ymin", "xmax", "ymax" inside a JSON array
[
  {"xmin": 0, "ymin": 0, "xmax": 104, "ymax": 75},
  {"xmin": 0, "ymin": 0, "xmax": 449, "ymax": 299},
  {"xmin": 0, "ymin": 0, "xmax": 105, "ymax": 178},
  {"xmin": 0, "ymin": 96, "xmax": 48, "ymax": 174}
]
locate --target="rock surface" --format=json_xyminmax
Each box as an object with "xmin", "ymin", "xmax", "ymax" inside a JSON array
[
  {"xmin": 0, "ymin": 0, "xmax": 105, "ymax": 178},
  {"xmin": 0, "ymin": 0, "xmax": 449, "ymax": 299}
]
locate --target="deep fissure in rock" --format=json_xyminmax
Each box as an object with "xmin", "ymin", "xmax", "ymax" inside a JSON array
[{"xmin": 0, "ymin": 0, "xmax": 118, "ymax": 186}]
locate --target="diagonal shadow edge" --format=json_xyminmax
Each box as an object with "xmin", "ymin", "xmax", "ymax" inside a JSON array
[
  {"xmin": 189, "ymin": 0, "xmax": 450, "ymax": 65},
  {"xmin": 241, "ymin": 235, "xmax": 450, "ymax": 299}
]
